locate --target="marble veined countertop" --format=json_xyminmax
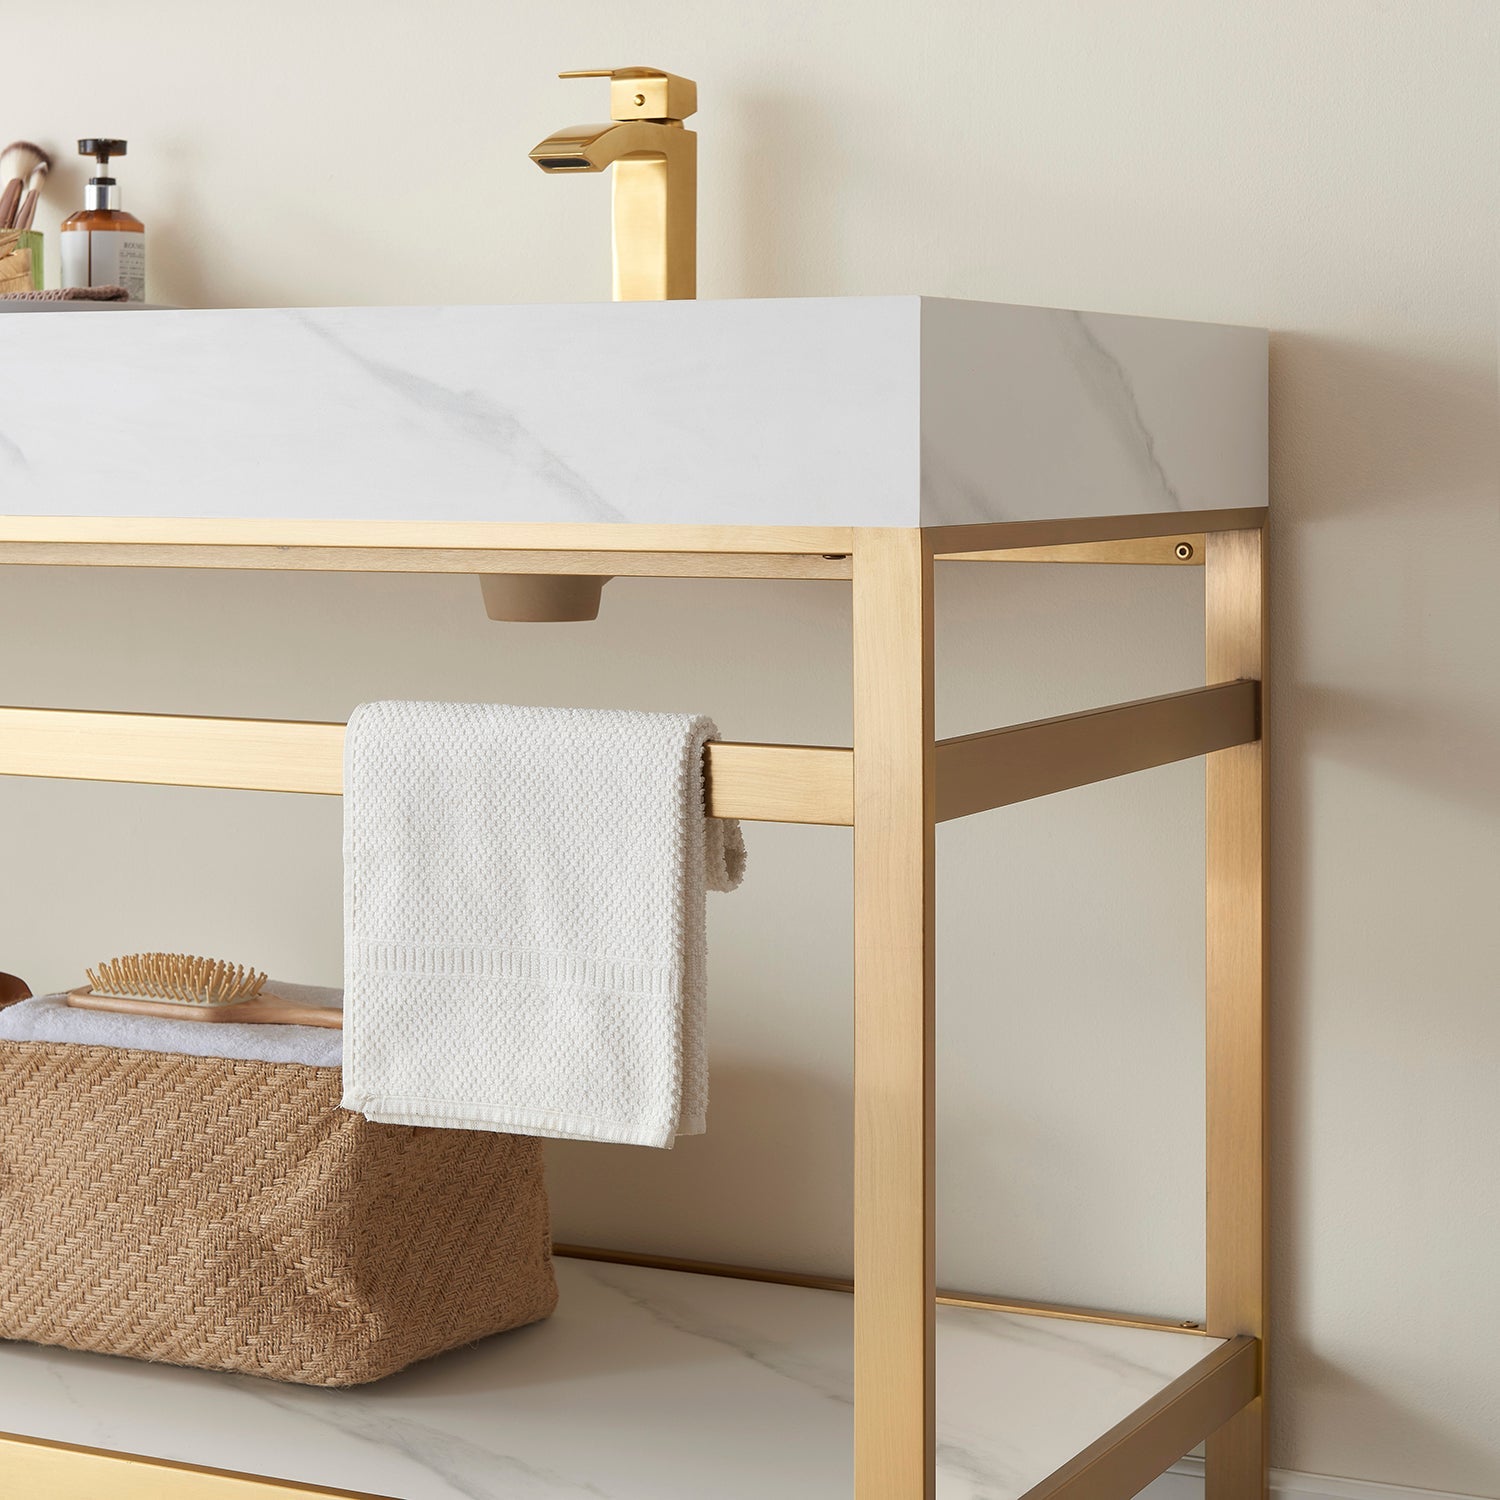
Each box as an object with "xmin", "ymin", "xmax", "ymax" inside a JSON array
[
  {"xmin": 0, "ymin": 296, "xmax": 1266, "ymax": 529},
  {"xmin": 0, "ymin": 1257, "xmax": 1217, "ymax": 1499}
]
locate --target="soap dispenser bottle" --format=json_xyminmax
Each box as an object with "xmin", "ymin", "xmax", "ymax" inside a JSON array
[{"xmin": 60, "ymin": 139, "xmax": 146, "ymax": 301}]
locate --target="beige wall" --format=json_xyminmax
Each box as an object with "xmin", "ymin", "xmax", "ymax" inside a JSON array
[{"xmin": 2, "ymin": 1, "xmax": 1496, "ymax": 1491}]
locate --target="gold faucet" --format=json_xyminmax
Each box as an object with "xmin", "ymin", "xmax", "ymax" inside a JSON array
[
  {"xmin": 481, "ymin": 68, "xmax": 697, "ymax": 623},
  {"xmin": 531, "ymin": 67, "xmax": 697, "ymax": 301}
]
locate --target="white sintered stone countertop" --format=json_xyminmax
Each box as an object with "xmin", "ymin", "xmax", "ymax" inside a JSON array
[
  {"xmin": 0, "ymin": 296, "xmax": 1266, "ymax": 530},
  {"xmin": 0, "ymin": 1258, "xmax": 1219, "ymax": 1499}
]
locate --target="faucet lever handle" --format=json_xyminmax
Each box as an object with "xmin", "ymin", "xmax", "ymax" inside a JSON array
[{"xmin": 556, "ymin": 66, "xmax": 697, "ymax": 123}]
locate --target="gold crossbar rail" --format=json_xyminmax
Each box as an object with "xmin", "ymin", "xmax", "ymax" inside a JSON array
[
  {"xmin": 0, "ymin": 1430, "xmax": 383, "ymax": 1500},
  {"xmin": 0, "ymin": 687, "xmax": 1257, "ymax": 827},
  {"xmin": 0, "ymin": 706, "xmax": 852, "ymax": 826},
  {"xmin": 553, "ymin": 1242, "xmax": 1213, "ymax": 1335},
  {"xmin": 0, "ymin": 517, "xmax": 860, "ymax": 555},
  {"xmin": 1017, "ymin": 1336, "xmax": 1259, "ymax": 1500},
  {"xmin": 0, "ymin": 543, "xmax": 853, "ymax": 581},
  {"xmin": 934, "ymin": 681, "xmax": 1259, "ymax": 822},
  {"xmin": 939, "ymin": 535, "xmax": 1204, "ymax": 566},
  {"xmin": 926, "ymin": 508, "xmax": 1266, "ymax": 556}
]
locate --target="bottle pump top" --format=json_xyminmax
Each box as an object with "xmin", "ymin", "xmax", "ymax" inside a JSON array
[{"xmin": 78, "ymin": 138, "xmax": 127, "ymax": 210}]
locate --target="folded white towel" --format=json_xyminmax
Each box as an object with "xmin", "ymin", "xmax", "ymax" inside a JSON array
[
  {"xmin": 0, "ymin": 983, "xmax": 344, "ymax": 1067},
  {"xmin": 340, "ymin": 701, "xmax": 745, "ymax": 1148}
]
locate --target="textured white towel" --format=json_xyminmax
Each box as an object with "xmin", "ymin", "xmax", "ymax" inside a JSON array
[{"xmin": 341, "ymin": 701, "xmax": 745, "ymax": 1148}]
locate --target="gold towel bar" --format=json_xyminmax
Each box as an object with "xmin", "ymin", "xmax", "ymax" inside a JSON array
[
  {"xmin": 0, "ymin": 685, "xmax": 1257, "ymax": 828},
  {"xmin": 0, "ymin": 707, "xmax": 852, "ymax": 826}
]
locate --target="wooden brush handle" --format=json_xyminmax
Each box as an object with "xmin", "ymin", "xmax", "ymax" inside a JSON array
[{"xmin": 67, "ymin": 987, "xmax": 343, "ymax": 1029}]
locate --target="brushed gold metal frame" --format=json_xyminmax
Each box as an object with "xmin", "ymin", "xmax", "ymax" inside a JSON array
[
  {"xmin": 0, "ymin": 512, "xmax": 1268, "ymax": 1500},
  {"xmin": 553, "ymin": 1243, "xmax": 1215, "ymax": 1334},
  {"xmin": 940, "ymin": 533, "xmax": 1205, "ymax": 566},
  {"xmin": 0, "ymin": 682, "xmax": 1256, "ymax": 828},
  {"xmin": 0, "ymin": 1431, "xmax": 393, "ymax": 1500}
]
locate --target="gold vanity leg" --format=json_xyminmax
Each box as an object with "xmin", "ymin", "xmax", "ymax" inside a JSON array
[
  {"xmin": 852, "ymin": 529, "xmax": 937, "ymax": 1500},
  {"xmin": 1204, "ymin": 526, "xmax": 1270, "ymax": 1500}
]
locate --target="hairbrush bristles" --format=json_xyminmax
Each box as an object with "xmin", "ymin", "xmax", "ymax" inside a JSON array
[{"xmin": 85, "ymin": 953, "xmax": 268, "ymax": 1008}]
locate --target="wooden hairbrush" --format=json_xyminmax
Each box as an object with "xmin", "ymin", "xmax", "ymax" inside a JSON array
[{"xmin": 67, "ymin": 953, "xmax": 342, "ymax": 1029}]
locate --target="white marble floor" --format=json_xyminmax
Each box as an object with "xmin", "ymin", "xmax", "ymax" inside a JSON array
[{"xmin": 0, "ymin": 1259, "xmax": 1218, "ymax": 1499}]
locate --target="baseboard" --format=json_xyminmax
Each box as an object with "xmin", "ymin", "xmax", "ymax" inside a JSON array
[{"xmin": 1138, "ymin": 1457, "xmax": 1497, "ymax": 1500}]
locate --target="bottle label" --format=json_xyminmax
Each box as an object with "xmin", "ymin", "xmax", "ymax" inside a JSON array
[{"xmin": 60, "ymin": 231, "xmax": 147, "ymax": 302}]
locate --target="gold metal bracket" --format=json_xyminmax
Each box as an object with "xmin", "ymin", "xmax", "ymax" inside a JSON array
[{"xmin": 940, "ymin": 535, "xmax": 1204, "ymax": 566}]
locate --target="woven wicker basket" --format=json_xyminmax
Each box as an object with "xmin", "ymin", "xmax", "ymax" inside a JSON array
[
  {"xmin": 0, "ymin": 229, "xmax": 42, "ymax": 294},
  {"xmin": 0, "ymin": 1039, "xmax": 557, "ymax": 1386}
]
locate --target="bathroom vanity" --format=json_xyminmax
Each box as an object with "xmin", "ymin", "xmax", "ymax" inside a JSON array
[{"xmin": 0, "ymin": 294, "xmax": 1269, "ymax": 1500}]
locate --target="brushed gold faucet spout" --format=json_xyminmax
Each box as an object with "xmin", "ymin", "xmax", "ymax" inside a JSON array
[
  {"xmin": 530, "ymin": 68, "xmax": 697, "ymax": 302},
  {"xmin": 531, "ymin": 119, "xmax": 677, "ymax": 171}
]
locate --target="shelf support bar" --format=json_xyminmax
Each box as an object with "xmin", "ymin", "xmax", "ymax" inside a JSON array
[
  {"xmin": 851, "ymin": 529, "xmax": 936, "ymax": 1500},
  {"xmin": 938, "ymin": 534, "xmax": 1204, "ymax": 566},
  {"xmin": 1204, "ymin": 528, "xmax": 1270, "ymax": 1499},
  {"xmin": 927, "ymin": 507, "xmax": 1268, "ymax": 557},
  {"xmin": 934, "ymin": 681, "xmax": 1259, "ymax": 823},
  {"xmin": 1018, "ymin": 1337, "xmax": 1259, "ymax": 1500},
  {"xmin": 553, "ymin": 1241, "xmax": 1220, "ymax": 1336},
  {"xmin": 0, "ymin": 1429, "xmax": 359, "ymax": 1499}
]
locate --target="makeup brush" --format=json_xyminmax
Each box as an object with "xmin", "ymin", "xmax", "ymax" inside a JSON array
[
  {"xmin": 14, "ymin": 151, "xmax": 51, "ymax": 232},
  {"xmin": 0, "ymin": 142, "xmax": 47, "ymax": 230}
]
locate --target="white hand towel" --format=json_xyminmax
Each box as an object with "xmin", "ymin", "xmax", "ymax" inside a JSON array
[
  {"xmin": 341, "ymin": 701, "xmax": 745, "ymax": 1148},
  {"xmin": 0, "ymin": 984, "xmax": 344, "ymax": 1067}
]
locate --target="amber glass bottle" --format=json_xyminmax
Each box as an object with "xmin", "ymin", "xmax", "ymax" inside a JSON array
[{"xmin": 60, "ymin": 139, "xmax": 146, "ymax": 302}]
